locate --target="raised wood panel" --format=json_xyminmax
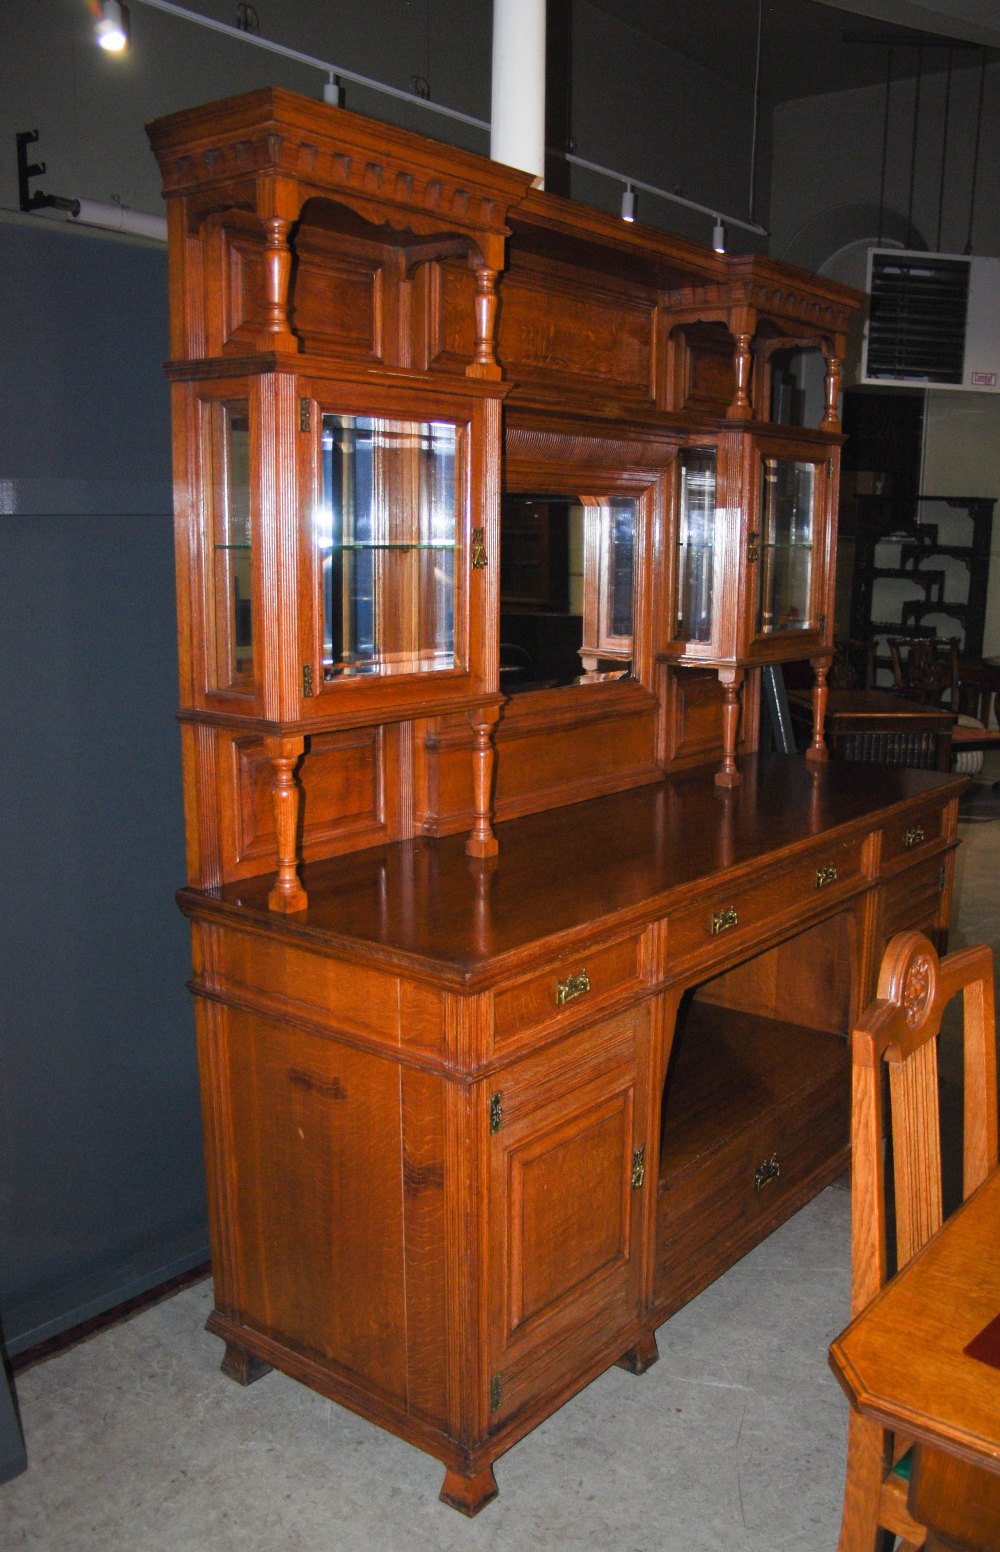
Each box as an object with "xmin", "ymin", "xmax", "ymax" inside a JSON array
[
  {"xmin": 428, "ymin": 261, "xmax": 655, "ymax": 400},
  {"xmin": 487, "ymin": 1009, "xmax": 648, "ymax": 1425},
  {"xmin": 216, "ymin": 726, "xmax": 396, "ymax": 880},
  {"xmin": 208, "ymin": 1005, "xmax": 409, "ymax": 1399},
  {"xmin": 499, "ymin": 271, "xmax": 655, "ymax": 397},
  {"xmin": 288, "ymin": 232, "xmax": 384, "ymax": 363},
  {"xmin": 400, "ymin": 1064, "xmax": 449, "ymax": 1424},
  {"xmin": 493, "ymin": 699, "xmax": 660, "ymax": 820},
  {"xmin": 206, "ymin": 216, "xmax": 385, "ymax": 362},
  {"xmin": 414, "ymin": 697, "xmax": 661, "ymax": 834},
  {"xmin": 661, "ymin": 666, "xmax": 726, "ymax": 767},
  {"xmin": 204, "ymin": 924, "xmax": 445, "ymax": 1056},
  {"xmin": 668, "ymin": 322, "xmax": 735, "ymax": 415}
]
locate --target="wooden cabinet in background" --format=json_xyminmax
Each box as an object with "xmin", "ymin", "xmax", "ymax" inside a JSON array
[{"xmin": 149, "ymin": 88, "xmax": 967, "ymax": 1516}]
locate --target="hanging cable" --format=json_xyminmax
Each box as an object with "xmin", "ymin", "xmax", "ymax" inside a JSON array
[
  {"xmin": 747, "ymin": 0, "xmax": 763, "ymax": 225},
  {"xmin": 935, "ymin": 48, "xmax": 952, "ymax": 252},
  {"xmin": 905, "ymin": 43, "xmax": 923, "ymax": 239},
  {"xmin": 964, "ymin": 46, "xmax": 987, "ymax": 254},
  {"xmin": 878, "ymin": 46, "xmax": 893, "ymax": 246}
]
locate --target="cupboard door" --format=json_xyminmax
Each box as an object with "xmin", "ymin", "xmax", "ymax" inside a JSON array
[
  {"xmin": 485, "ymin": 1006, "xmax": 651, "ymax": 1426},
  {"xmin": 746, "ymin": 440, "xmax": 833, "ymax": 653}
]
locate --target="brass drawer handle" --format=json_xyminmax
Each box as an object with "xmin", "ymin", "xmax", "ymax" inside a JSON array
[
  {"xmin": 711, "ymin": 905, "xmax": 739, "ymax": 936},
  {"xmin": 754, "ymin": 1154, "xmax": 781, "ymax": 1192},
  {"xmin": 815, "ymin": 864, "xmax": 838, "ymax": 889},
  {"xmin": 555, "ymin": 970, "xmax": 591, "ymax": 1006},
  {"xmin": 905, "ymin": 825, "xmax": 925, "ymax": 849}
]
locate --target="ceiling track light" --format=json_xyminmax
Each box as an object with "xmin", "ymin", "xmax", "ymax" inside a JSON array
[
  {"xmin": 621, "ymin": 183, "xmax": 636, "ymax": 223},
  {"xmin": 323, "ymin": 72, "xmax": 342, "ymax": 106},
  {"xmin": 95, "ymin": 0, "xmax": 130, "ymax": 51},
  {"xmin": 712, "ymin": 217, "xmax": 726, "ymax": 254}
]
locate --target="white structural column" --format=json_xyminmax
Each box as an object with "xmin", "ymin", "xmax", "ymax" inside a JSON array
[{"xmin": 490, "ymin": 0, "xmax": 546, "ymax": 184}]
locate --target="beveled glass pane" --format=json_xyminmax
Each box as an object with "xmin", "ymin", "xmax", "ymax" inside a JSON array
[
  {"xmin": 209, "ymin": 399, "xmax": 252, "ymax": 689},
  {"xmin": 676, "ymin": 449, "xmax": 717, "ymax": 643},
  {"xmin": 608, "ymin": 499, "xmax": 635, "ymax": 639},
  {"xmin": 318, "ymin": 415, "xmax": 457, "ymax": 678},
  {"xmin": 757, "ymin": 457, "xmax": 815, "ymax": 634}
]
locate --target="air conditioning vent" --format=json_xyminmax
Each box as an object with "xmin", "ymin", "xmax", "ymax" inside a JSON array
[
  {"xmin": 861, "ymin": 248, "xmax": 1000, "ymax": 392},
  {"xmin": 866, "ymin": 251, "xmax": 968, "ymax": 383}
]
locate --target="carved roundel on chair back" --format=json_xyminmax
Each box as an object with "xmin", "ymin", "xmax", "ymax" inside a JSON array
[{"xmin": 903, "ymin": 952, "xmax": 933, "ymax": 1027}]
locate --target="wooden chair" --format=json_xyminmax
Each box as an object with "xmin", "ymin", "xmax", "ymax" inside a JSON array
[
  {"xmin": 886, "ymin": 634, "xmax": 960, "ymax": 708},
  {"xmin": 836, "ymin": 929, "xmax": 998, "ymax": 1552},
  {"xmin": 887, "ymin": 635, "xmax": 1000, "ymax": 772}
]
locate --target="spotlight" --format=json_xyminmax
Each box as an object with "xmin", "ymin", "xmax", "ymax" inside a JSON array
[
  {"xmin": 323, "ymin": 73, "xmax": 343, "ymax": 106},
  {"xmin": 95, "ymin": 0, "xmax": 129, "ymax": 52},
  {"xmin": 712, "ymin": 217, "xmax": 726, "ymax": 254},
  {"xmin": 621, "ymin": 183, "xmax": 636, "ymax": 223}
]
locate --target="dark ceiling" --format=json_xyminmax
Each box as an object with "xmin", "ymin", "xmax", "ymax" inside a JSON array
[{"xmin": 591, "ymin": 0, "xmax": 997, "ymax": 104}]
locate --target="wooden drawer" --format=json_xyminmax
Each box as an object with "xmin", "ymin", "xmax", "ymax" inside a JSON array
[
  {"xmin": 880, "ymin": 854, "xmax": 947, "ymax": 941},
  {"xmin": 492, "ymin": 931, "xmax": 645, "ymax": 1047},
  {"xmin": 653, "ymin": 999, "xmax": 849, "ymax": 1320},
  {"xmin": 881, "ymin": 801, "xmax": 949, "ymax": 868},
  {"xmin": 665, "ymin": 834, "xmax": 865, "ymax": 972}
]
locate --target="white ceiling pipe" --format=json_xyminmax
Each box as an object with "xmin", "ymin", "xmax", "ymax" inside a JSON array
[
  {"xmin": 69, "ymin": 198, "xmax": 167, "ymax": 243},
  {"xmin": 491, "ymin": 0, "xmax": 546, "ymax": 185}
]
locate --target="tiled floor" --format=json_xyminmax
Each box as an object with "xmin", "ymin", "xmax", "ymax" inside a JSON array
[{"xmin": 3, "ymin": 769, "xmax": 998, "ymax": 1552}]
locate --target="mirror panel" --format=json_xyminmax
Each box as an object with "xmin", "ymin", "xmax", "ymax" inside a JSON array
[{"xmin": 500, "ymin": 494, "xmax": 636, "ymax": 692}]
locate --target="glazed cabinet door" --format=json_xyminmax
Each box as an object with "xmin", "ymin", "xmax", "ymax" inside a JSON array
[
  {"xmin": 485, "ymin": 1004, "xmax": 652, "ymax": 1428},
  {"xmin": 743, "ymin": 436, "xmax": 835, "ymax": 660},
  {"xmin": 295, "ymin": 377, "xmax": 501, "ymax": 726}
]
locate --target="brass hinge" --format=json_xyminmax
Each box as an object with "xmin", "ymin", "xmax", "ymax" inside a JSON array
[
  {"xmin": 471, "ymin": 526, "xmax": 488, "ymax": 569},
  {"xmin": 299, "ymin": 397, "xmax": 311, "ymax": 433},
  {"xmin": 489, "ymin": 1091, "xmax": 503, "ymax": 1134},
  {"xmin": 489, "ymin": 1373, "xmax": 503, "ymax": 1412},
  {"xmin": 827, "ymin": 457, "xmax": 834, "ymax": 477},
  {"xmin": 302, "ymin": 663, "xmax": 314, "ymax": 698},
  {"xmin": 631, "ymin": 1146, "xmax": 646, "ymax": 1190}
]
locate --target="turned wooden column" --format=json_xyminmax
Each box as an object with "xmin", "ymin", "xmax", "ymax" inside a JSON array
[
  {"xmin": 467, "ymin": 265, "xmax": 503, "ymax": 381},
  {"xmin": 821, "ymin": 350, "xmax": 843, "ymax": 432},
  {"xmin": 265, "ymin": 734, "xmax": 308, "ymax": 912},
  {"xmin": 466, "ymin": 706, "xmax": 501, "ymax": 858},
  {"xmin": 256, "ymin": 177, "xmax": 299, "ymax": 354},
  {"xmin": 715, "ymin": 667, "xmax": 745, "ymax": 789},
  {"xmin": 806, "ymin": 656, "xmax": 831, "ymax": 764}
]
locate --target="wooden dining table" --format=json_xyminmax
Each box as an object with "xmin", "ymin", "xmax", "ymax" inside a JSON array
[{"xmin": 830, "ymin": 1166, "xmax": 1000, "ymax": 1550}]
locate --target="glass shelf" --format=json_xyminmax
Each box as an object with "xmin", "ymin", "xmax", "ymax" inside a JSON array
[{"xmin": 318, "ymin": 541, "xmax": 458, "ymax": 554}]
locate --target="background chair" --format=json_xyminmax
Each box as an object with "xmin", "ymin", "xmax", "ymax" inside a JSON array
[
  {"xmin": 835, "ymin": 929, "xmax": 998, "ymax": 1552},
  {"xmin": 887, "ymin": 634, "xmax": 1000, "ymax": 775}
]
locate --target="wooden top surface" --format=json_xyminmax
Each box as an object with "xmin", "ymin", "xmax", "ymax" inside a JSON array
[
  {"xmin": 788, "ymin": 689, "xmax": 956, "ymax": 723},
  {"xmin": 178, "ymin": 756, "xmax": 965, "ymax": 984},
  {"xmin": 830, "ymin": 1168, "xmax": 1000, "ymax": 1474}
]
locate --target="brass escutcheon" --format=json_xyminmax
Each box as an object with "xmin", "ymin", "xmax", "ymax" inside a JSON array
[
  {"xmin": 711, "ymin": 905, "xmax": 739, "ymax": 936},
  {"xmin": 556, "ymin": 970, "xmax": 591, "ymax": 1006},
  {"xmin": 471, "ymin": 526, "xmax": 488, "ymax": 569}
]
